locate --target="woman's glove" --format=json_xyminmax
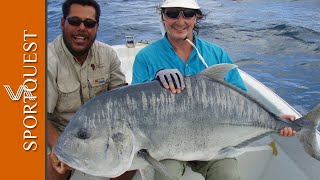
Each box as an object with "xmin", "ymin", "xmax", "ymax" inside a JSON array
[{"xmin": 155, "ymin": 69, "xmax": 185, "ymax": 93}]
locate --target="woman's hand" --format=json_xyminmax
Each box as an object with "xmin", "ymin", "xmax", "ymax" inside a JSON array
[{"xmin": 278, "ymin": 114, "xmax": 296, "ymax": 137}]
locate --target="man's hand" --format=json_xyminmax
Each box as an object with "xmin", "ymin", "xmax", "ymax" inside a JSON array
[
  {"xmin": 278, "ymin": 114, "xmax": 296, "ymax": 137},
  {"xmin": 155, "ymin": 69, "xmax": 185, "ymax": 94},
  {"xmin": 49, "ymin": 150, "xmax": 73, "ymax": 174}
]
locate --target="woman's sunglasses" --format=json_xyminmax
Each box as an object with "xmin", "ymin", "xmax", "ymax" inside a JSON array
[
  {"xmin": 66, "ymin": 16, "xmax": 98, "ymax": 28},
  {"xmin": 163, "ymin": 9, "xmax": 197, "ymax": 19}
]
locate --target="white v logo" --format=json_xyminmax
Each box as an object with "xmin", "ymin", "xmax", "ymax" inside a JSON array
[{"xmin": 3, "ymin": 85, "xmax": 35, "ymax": 101}]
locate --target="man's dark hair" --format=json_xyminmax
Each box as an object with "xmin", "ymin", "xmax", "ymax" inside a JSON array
[{"xmin": 62, "ymin": 0, "xmax": 101, "ymax": 23}]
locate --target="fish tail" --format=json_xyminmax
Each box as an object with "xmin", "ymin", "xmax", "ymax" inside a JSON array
[
  {"xmin": 302, "ymin": 104, "xmax": 320, "ymax": 126},
  {"xmin": 295, "ymin": 104, "xmax": 320, "ymax": 161}
]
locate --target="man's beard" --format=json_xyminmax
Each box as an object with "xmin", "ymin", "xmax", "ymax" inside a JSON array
[{"xmin": 62, "ymin": 31, "xmax": 96, "ymax": 57}]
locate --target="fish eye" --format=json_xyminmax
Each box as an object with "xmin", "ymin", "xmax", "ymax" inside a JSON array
[
  {"xmin": 112, "ymin": 132, "xmax": 124, "ymax": 143},
  {"xmin": 76, "ymin": 128, "xmax": 90, "ymax": 140}
]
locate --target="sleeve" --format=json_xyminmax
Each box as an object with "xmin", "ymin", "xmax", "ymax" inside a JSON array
[
  {"xmin": 47, "ymin": 46, "xmax": 59, "ymax": 113},
  {"xmin": 220, "ymin": 50, "xmax": 247, "ymax": 92},
  {"xmin": 225, "ymin": 69, "xmax": 247, "ymax": 92},
  {"xmin": 131, "ymin": 52, "xmax": 151, "ymax": 84},
  {"xmin": 108, "ymin": 48, "xmax": 128, "ymax": 90}
]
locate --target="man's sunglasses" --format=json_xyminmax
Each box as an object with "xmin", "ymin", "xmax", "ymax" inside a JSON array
[
  {"xmin": 163, "ymin": 9, "xmax": 197, "ymax": 19},
  {"xmin": 66, "ymin": 17, "xmax": 98, "ymax": 28}
]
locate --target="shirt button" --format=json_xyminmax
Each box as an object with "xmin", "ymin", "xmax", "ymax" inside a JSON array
[
  {"xmin": 82, "ymin": 84, "xmax": 86, "ymax": 88},
  {"xmin": 186, "ymin": 64, "xmax": 189, "ymax": 67}
]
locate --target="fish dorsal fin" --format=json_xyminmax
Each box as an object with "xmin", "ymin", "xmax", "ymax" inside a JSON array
[
  {"xmin": 138, "ymin": 149, "xmax": 178, "ymax": 180},
  {"xmin": 200, "ymin": 63, "xmax": 238, "ymax": 80}
]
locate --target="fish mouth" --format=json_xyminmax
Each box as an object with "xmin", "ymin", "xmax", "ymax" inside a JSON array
[{"xmin": 54, "ymin": 145, "xmax": 83, "ymax": 169}]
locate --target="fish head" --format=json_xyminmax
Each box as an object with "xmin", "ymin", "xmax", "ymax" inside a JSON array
[
  {"xmin": 297, "ymin": 127, "xmax": 320, "ymax": 161},
  {"xmin": 54, "ymin": 113, "xmax": 135, "ymax": 177}
]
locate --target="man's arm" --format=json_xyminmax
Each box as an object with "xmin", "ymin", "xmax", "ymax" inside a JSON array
[
  {"xmin": 47, "ymin": 47, "xmax": 73, "ymax": 174},
  {"xmin": 47, "ymin": 121, "xmax": 60, "ymax": 150},
  {"xmin": 47, "ymin": 120, "xmax": 73, "ymax": 174}
]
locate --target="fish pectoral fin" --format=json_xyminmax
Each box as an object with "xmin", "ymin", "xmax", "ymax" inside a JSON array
[
  {"xmin": 216, "ymin": 143, "xmax": 277, "ymax": 159},
  {"xmin": 137, "ymin": 149, "xmax": 179, "ymax": 180},
  {"xmin": 215, "ymin": 146, "xmax": 242, "ymax": 159}
]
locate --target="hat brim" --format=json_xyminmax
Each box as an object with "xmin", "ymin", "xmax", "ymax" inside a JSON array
[{"xmin": 160, "ymin": 2, "xmax": 200, "ymax": 9}]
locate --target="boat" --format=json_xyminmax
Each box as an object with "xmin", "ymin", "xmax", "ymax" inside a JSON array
[{"xmin": 110, "ymin": 41, "xmax": 319, "ymax": 180}]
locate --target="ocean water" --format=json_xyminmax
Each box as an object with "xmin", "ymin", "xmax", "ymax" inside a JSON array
[{"xmin": 47, "ymin": 0, "xmax": 320, "ymax": 114}]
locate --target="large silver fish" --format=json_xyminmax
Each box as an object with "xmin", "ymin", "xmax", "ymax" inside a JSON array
[{"xmin": 54, "ymin": 64, "xmax": 320, "ymax": 178}]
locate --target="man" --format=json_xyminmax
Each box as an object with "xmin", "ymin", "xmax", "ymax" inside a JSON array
[
  {"xmin": 132, "ymin": 0, "xmax": 296, "ymax": 179},
  {"xmin": 47, "ymin": 0, "xmax": 135, "ymax": 179}
]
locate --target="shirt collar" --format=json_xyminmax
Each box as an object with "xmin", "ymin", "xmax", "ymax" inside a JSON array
[
  {"xmin": 162, "ymin": 33, "xmax": 199, "ymax": 61},
  {"xmin": 162, "ymin": 33, "xmax": 199, "ymax": 50},
  {"xmin": 59, "ymin": 35, "xmax": 93, "ymax": 66}
]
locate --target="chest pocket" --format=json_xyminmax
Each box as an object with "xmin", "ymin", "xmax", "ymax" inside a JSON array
[
  {"xmin": 88, "ymin": 74, "xmax": 110, "ymax": 98},
  {"xmin": 56, "ymin": 80, "xmax": 82, "ymax": 113}
]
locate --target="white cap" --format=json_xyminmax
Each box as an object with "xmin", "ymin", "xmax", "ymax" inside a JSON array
[{"xmin": 160, "ymin": 0, "xmax": 200, "ymax": 9}]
